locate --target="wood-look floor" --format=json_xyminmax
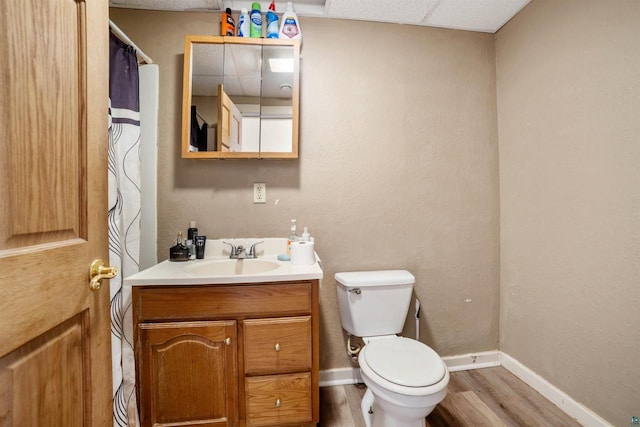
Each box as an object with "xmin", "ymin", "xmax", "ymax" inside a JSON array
[{"xmin": 319, "ymin": 367, "xmax": 582, "ymax": 427}]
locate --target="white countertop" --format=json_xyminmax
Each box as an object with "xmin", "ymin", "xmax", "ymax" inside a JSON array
[{"xmin": 124, "ymin": 238, "xmax": 323, "ymax": 286}]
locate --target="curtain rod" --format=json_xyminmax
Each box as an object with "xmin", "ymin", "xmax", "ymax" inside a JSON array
[{"xmin": 109, "ymin": 19, "xmax": 154, "ymax": 64}]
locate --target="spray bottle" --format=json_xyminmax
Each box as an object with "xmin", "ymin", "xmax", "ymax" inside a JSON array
[
  {"xmin": 266, "ymin": 1, "xmax": 279, "ymax": 38},
  {"xmin": 238, "ymin": 8, "xmax": 250, "ymax": 37},
  {"xmin": 250, "ymin": 2, "xmax": 262, "ymax": 38}
]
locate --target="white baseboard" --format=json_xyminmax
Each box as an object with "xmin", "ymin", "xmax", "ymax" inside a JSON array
[
  {"xmin": 499, "ymin": 352, "xmax": 612, "ymax": 427},
  {"xmin": 318, "ymin": 351, "xmax": 500, "ymax": 387},
  {"xmin": 319, "ymin": 367, "xmax": 362, "ymax": 387},
  {"xmin": 441, "ymin": 350, "xmax": 501, "ymax": 372},
  {"xmin": 319, "ymin": 350, "xmax": 611, "ymax": 427}
]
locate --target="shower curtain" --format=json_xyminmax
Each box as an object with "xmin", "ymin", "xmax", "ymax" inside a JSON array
[{"xmin": 108, "ymin": 32, "xmax": 141, "ymax": 427}]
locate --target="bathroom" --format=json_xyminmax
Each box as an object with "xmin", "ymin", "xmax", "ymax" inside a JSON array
[{"xmin": 106, "ymin": 0, "xmax": 640, "ymax": 425}]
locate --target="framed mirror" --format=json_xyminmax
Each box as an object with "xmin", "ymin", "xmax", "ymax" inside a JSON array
[{"xmin": 181, "ymin": 35, "xmax": 300, "ymax": 159}]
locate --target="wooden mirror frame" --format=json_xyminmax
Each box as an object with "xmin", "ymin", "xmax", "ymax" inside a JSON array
[{"xmin": 181, "ymin": 35, "xmax": 300, "ymax": 159}]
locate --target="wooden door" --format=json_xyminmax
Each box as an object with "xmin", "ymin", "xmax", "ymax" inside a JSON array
[
  {"xmin": 0, "ymin": 0, "xmax": 111, "ymax": 426},
  {"xmin": 218, "ymin": 84, "xmax": 243, "ymax": 152},
  {"xmin": 138, "ymin": 321, "xmax": 238, "ymax": 427}
]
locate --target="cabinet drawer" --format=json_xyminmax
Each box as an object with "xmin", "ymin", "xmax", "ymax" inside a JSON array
[
  {"xmin": 244, "ymin": 316, "xmax": 311, "ymax": 375},
  {"xmin": 245, "ymin": 372, "xmax": 312, "ymax": 427},
  {"xmin": 134, "ymin": 282, "xmax": 311, "ymax": 321}
]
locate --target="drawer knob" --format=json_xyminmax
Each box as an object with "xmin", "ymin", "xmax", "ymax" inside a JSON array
[
  {"xmin": 275, "ymin": 398, "xmax": 281, "ymax": 408},
  {"xmin": 225, "ymin": 337, "xmax": 231, "ymax": 345},
  {"xmin": 274, "ymin": 343, "xmax": 281, "ymax": 352}
]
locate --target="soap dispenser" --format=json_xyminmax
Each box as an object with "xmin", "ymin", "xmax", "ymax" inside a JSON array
[
  {"xmin": 301, "ymin": 226, "xmax": 310, "ymax": 242},
  {"xmin": 287, "ymin": 219, "xmax": 298, "ymax": 255}
]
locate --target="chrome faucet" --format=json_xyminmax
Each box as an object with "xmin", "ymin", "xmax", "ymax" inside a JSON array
[
  {"xmin": 224, "ymin": 241, "xmax": 263, "ymax": 259},
  {"xmin": 247, "ymin": 241, "xmax": 263, "ymax": 258}
]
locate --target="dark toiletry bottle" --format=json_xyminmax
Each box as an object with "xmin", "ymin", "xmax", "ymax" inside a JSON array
[
  {"xmin": 187, "ymin": 221, "xmax": 198, "ymax": 260},
  {"xmin": 195, "ymin": 235, "xmax": 207, "ymax": 259},
  {"xmin": 169, "ymin": 232, "xmax": 189, "ymax": 262},
  {"xmin": 187, "ymin": 221, "xmax": 198, "ymax": 240}
]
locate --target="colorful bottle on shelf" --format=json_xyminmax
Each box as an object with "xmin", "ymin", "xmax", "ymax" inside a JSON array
[
  {"xmin": 266, "ymin": 1, "xmax": 279, "ymax": 38},
  {"xmin": 221, "ymin": 8, "xmax": 236, "ymax": 36},
  {"xmin": 238, "ymin": 8, "xmax": 250, "ymax": 37},
  {"xmin": 279, "ymin": 2, "xmax": 301, "ymax": 40},
  {"xmin": 250, "ymin": 2, "xmax": 262, "ymax": 38}
]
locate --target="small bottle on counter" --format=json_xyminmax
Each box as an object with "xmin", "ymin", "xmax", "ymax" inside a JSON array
[
  {"xmin": 187, "ymin": 221, "xmax": 198, "ymax": 260},
  {"xmin": 169, "ymin": 232, "xmax": 189, "ymax": 262},
  {"xmin": 187, "ymin": 221, "xmax": 198, "ymax": 240},
  {"xmin": 301, "ymin": 226, "xmax": 310, "ymax": 242},
  {"xmin": 287, "ymin": 219, "xmax": 298, "ymax": 255}
]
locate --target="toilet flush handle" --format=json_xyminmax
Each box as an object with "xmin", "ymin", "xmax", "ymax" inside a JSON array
[{"xmin": 349, "ymin": 288, "xmax": 361, "ymax": 295}]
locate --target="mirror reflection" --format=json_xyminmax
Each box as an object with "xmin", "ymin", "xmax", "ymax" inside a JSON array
[
  {"xmin": 189, "ymin": 43, "xmax": 223, "ymax": 152},
  {"xmin": 183, "ymin": 36, "xmax": 299, "ymax": 159}
]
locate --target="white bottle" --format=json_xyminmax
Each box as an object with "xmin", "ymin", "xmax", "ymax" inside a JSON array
[
  {"xmin": 279, "ymin": 2, "xmax": 301, "ymax": 40},
  {"xmin": 238, "ymin": 8, "xmax": 250, "ymax": 37},
  {"xmin": 287, "ymin": 219, "xmax": 298, "ymax": 255},
  {"xmin": 301, "ymin": 227, "xmax": 310, "ymax": 242}
]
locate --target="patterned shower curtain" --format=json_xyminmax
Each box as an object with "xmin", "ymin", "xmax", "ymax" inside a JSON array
[{"xmin": 108, "ymin": 32, "xmax": 141, "ymax": 427}]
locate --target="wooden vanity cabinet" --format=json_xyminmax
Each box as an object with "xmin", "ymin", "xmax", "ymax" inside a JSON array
[{"xmin": 132, "ymin": 280, "xmax": 319, "ymax": 427}]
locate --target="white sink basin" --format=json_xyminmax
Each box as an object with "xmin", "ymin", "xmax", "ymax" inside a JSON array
[{"xmin": 188, "ymin": 259, "xmax": 280, "ymax": 276}]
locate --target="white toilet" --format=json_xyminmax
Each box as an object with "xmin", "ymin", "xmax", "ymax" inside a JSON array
[{"xmin": 335, "ymin": 270, "xmax": 450, "ymax": 427}]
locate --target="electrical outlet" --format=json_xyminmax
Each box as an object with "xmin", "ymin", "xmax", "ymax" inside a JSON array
[{"xmin": 253, "ymin": 183, "xmax": 266, "ymax": 204}]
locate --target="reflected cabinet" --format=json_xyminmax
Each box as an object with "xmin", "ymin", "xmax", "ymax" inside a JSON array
[{"xmin": 181, "ymin": 35, "xmax": 300, "ymax": 159}]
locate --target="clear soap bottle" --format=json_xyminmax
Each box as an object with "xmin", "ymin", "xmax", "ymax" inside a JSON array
[{"xmin": 287, "ymin": 219, "xmax": 298, "ymax": 255}]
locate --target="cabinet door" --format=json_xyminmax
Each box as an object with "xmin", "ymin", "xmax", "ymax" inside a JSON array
[{"xmin": 139, "ymin": 320, "xmax": 238, "ymax": 427}]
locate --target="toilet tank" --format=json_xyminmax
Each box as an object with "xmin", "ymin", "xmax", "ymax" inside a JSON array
[{"xmin": 335, "ymin": 270, "xmax": 415, "ymax": 337}]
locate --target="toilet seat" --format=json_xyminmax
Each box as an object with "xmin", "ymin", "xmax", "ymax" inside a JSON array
[{"xmin": 359, "ymin": 337, "xmax": 447, "ymax": 395}]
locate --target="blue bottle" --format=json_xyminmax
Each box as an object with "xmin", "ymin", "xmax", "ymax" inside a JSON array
[
  {"xmin": 266, "ymin": 1, "xmax": 279, "ymax": 39},
  {"xmin": 238, "ymin": 8, "xmax": 249, "ymax": 37}
]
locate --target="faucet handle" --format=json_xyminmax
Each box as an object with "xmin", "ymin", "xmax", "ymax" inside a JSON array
[
  {"xmin": 223, "ymin": 241, "xmax": 238, "ymax": 257},
  {"xmin": 248, "ymin": 241, "xmax": 264, "ymax": 258}
]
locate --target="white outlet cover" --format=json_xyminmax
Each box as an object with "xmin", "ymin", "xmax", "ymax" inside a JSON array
[{"xmin": 253, "ymin": 183, "xmax": 266, "ymax": 204}]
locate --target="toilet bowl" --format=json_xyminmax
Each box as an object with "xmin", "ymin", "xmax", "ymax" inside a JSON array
[
  {"xmin": 358, "ymin": 336, "xmax": 449, "ymax": 427},
  {"xmin": 334, "ymin": 270, "xmax": 450, "ymax": 427}
]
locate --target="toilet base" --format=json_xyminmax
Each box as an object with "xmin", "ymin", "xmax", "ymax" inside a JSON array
[{"xmin": 361, "ymin": 388, "xmax": 430, "ymax": 427}]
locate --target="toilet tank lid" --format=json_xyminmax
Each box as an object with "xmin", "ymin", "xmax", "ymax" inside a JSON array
[{"xmin": 334, "ymin": 270, "xmax": 415, "ymax": 288}]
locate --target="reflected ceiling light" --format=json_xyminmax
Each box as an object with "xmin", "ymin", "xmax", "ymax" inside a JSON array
[{"xmin": 269, "ymin": 58, "xmax": 294, "ymax": 73}]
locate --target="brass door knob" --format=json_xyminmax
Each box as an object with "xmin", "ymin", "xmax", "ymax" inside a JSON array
[{"xmin": 89, "ymin": 259, "xmax": 118, "ymax": 291}]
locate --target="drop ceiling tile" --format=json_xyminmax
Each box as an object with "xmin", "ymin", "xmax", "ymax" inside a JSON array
[
  {"xmin": 326, "ymin": 0, "xmax": 439, "ymax": 25},
  {"xmin": 424, "ymin": 0, "xmax": 531, "ymax": 33}
]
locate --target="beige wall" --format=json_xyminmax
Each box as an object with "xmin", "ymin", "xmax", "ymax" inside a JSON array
[
  {"xmin": 496, "ymin": 1, "xmax": 640, "ymax": 425},
  {"xmin": 111, "ymin": 1, "xmax": 640, "ymax": 423},
  {"xmin": 109, "ymin": 9, "xmax": 500, "ymax": 370}
]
